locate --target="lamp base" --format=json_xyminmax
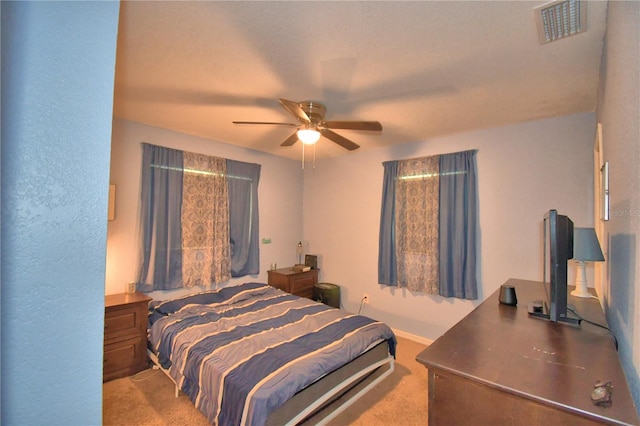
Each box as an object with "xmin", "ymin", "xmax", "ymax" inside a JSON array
[
  {"xmin": 571, "ymin": 260, "xmax": 592, "ymax": 298},
  {"xmin": 570, "ymin": 287, "xmax": 592, "ymax": 298}
]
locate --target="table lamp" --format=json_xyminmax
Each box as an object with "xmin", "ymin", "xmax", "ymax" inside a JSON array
[
  {"xmin": 297, "ymin": 241, "xmax": 303, "ymax": 264},
  {"xmin": 571, "ymin": 227, "xmax": 605, "ymax": 298}
]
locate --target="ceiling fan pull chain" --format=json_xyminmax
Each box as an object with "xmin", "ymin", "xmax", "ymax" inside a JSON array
[{"xmin": 301, "ymin": 143, "xmax": 305, "ymax": 170}]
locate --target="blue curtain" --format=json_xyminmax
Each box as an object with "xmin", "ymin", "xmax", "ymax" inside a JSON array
[
  {"xmin": 378, "ymin": 150, "xmax": 478, "ymax": 299},
  {"xmin": 378, "ymin": 161, "xmax": 398, "ymax": 285},
  {"xmin": 439, "ymin": 150, "xmax": 478, "ymax": 299},
  {"xmin": 227, "ymin": 159, "xmax": 261, "ymax": 276},
  {"xmin": 138, "ymin": 143, "xmax": 184, "ymax": 292}
]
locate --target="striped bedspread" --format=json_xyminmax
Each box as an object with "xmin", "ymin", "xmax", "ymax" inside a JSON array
[{"xmin": 148, "ymin": 282, "xmax": 396, "ymax": 426}]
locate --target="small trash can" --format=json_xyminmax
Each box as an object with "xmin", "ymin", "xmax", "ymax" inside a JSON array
[{"xmin": 313, "ymin": 283, "xmax": 340, "ymax": 308}]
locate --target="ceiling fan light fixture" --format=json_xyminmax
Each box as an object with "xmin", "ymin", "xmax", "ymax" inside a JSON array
[{"xmin": 297, "ymin": 128, "xmax": 321, "ymax": 145}]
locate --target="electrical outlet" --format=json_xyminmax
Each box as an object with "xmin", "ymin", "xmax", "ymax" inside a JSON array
[{"xmin": 363, "ymin": 294, "xmax": 369, "ymax": 304}]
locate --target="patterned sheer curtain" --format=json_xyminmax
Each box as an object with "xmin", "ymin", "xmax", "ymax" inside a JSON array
[
  {"xmin": 137, "ymin": 143, "xmax": 260, "ymax": 292},
  {"xmin": 396, "ymin": 156, "xmax": 440, "ymax": 293},
  {"xmin": 378, "ymin": 150, "xmax": 478, "ymax": 299},
  {"xmin": 181, "ymin": 152, "xmax": 230, "ymax": 286}
]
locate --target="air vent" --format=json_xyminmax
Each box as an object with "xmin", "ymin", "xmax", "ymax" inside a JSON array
[{"xmin": 534, "ymin": 0, "xmax": 587, "ymax": 44}]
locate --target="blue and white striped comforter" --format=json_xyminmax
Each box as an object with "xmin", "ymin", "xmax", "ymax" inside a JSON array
[{"xmin": 148, "ymin": 282, "xmax": 396, "ymax": 426}]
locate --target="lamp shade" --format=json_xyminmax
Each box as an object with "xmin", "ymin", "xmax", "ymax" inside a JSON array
[{"xmin": 573, "ymin": 228, "xmax": 605, "ymax": 261}]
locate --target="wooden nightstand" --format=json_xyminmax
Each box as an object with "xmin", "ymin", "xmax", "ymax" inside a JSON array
[
  {"xmin": 103, "ymin": 292, "xmax": 151, "ymax": 382},
  {"xmin": 268, "ymin": 267, "xmax": 318, "ymax": 299}
]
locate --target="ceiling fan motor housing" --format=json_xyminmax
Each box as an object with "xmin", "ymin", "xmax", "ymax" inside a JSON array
[{"xmin": 298, "ymin": 101, "xmax": 327, "ymax": 124}]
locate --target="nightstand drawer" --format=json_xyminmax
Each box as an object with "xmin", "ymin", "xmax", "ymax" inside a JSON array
[
  {"xmin": 104, "ymin": 335, "xmax": 147, "ymax": 382},
  {"xmin": 268, "ymin": 268, "xmax": 318, "ymax": 299},
  {"xmin": 289, "ymin": 274, "xmax": 316, "ymax": 298},
  {"xmin": 105, "ymin": 297, "xmax": 148, "ymax": 343},
  {"xmin": 104, "ymin": 292, "xmax": 151, "ymax": 382},
  {"xmin": 105, "ymin": 308, "xmax": 141, "ymax": 339}
]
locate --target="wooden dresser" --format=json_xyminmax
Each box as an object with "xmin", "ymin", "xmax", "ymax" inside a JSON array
[
  {"xmin": 103, "ymin": 292, "xmax": 151, "ymax": 382},
  {"xmin": 416, "ymin": 278, "xmax": 639, "ymax": 425},
  {"xmin": 267, "ymin": 267, "xmax": 318, "ymax": 299}
]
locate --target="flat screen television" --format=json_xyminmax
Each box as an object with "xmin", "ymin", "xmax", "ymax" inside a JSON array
[{"xmin": 528, "ymin": 209, "xmax": 581, "ymax": 325}]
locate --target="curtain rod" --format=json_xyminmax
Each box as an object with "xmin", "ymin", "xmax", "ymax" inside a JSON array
[
  {"xmin": 150, "ymin": 164, "xmax": 252, "ymax": 181},
  {"xmin": 399, "ymin": 170, "xmax": 467, "ymax": 180}
]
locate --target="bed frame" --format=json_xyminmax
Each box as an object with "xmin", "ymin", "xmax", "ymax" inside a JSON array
[{"xmin": 148, "ymin": 340, "xmax": 394, "ymax": 425}]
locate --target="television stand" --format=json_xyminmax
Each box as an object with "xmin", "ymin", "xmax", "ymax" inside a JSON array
[{"xmin": 527, "ymin": 300, "xmax": 581, "ymax": 325}]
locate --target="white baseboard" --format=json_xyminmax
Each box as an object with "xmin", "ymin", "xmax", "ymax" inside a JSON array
[{"xmin": 391, "ymin": 328, "xmax": 433, "ymax": 346}]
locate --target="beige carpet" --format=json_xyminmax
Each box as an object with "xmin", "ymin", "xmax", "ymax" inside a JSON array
[{"xmin": 103, "ymin": 336, "xmax": 428, "ymax": 425}]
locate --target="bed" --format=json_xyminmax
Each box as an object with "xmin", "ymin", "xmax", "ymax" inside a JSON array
[{"xmin": 147, "ymin": 282, "xmax": 396, "ymax": 425}]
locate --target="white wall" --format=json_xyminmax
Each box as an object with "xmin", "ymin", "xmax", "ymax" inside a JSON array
[
  {"xmin": 303, "ymin": 112, "xmax": 596, "ymax": 341},
  {"xmin": 106, "ymin": 119, "xmax": 304, "ymax": 296},
  {"xmin": 1, "ymin": 2, "xmax": 119, "ymax": 424}
]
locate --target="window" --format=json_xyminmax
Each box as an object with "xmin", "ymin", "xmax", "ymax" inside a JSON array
[
  {"xmin": 137, "ymin": 143, "xmax": 260, "ymax": 292},
  {"xmin": 378, "ymin": 150, "xmax": 478, "ymax": 299}
]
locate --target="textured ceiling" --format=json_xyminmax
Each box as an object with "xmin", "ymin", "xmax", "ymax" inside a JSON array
[{"xmin": 113, "ymin": 1, "xmax": 607, "ymax": 160}]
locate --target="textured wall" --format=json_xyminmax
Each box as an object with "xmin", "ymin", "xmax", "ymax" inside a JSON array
[
  {"xmin": 596, "ymin": 0, "xmax": 640, "ymax": 412},
  {"xmin": 1, "ymin": 2, "xmax": 119, "ymax": 424}
]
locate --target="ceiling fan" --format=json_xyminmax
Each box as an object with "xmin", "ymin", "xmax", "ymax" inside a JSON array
[{"xmin": 233, "ymin": 98, "xmax": 382, "ymax": 151}]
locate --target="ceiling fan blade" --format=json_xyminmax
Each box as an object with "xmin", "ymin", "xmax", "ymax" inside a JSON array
[
  {"xmin": 321, "ymin": 129, "xmax": 360, "ymax": 151},
  {"xmin": 233, "ymin": 121, "xmax": 297, "ymax": 126},
  {"xmin": 280, "ymin": 132, "xmax": 300, "ymax": 147},
  {"xmin": 323, "ymin": 121, "xmax": 383, "ymax": 131},
  {"xmin": 278, "ymin": 98, "xmax": 310, "ymax": 123}
]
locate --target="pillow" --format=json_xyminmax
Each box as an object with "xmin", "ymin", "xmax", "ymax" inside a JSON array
[{"xmin": 153, "ymin": 282, "xmax": 269, "ymax": 315}]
